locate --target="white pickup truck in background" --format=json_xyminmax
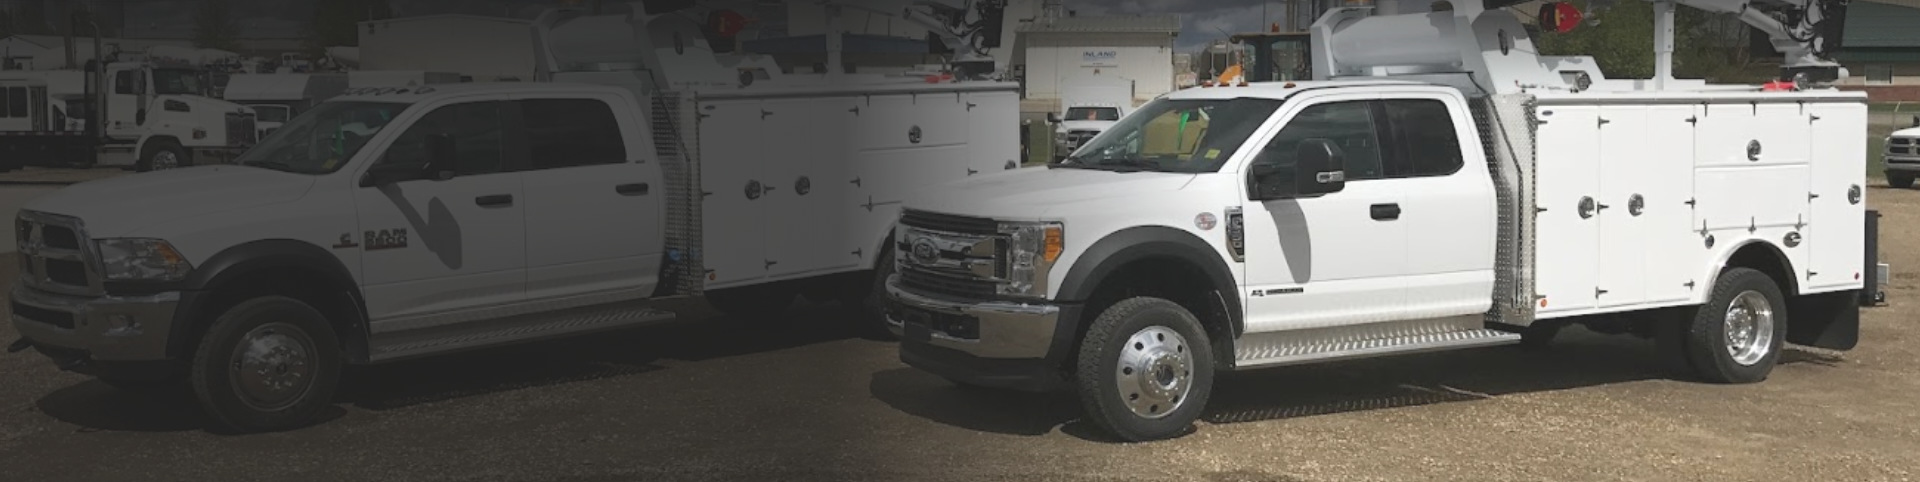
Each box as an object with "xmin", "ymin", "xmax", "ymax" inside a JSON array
[
  {"xmin": 1049, "ymin": 74, "xmax": 1135, "ymax": 161},
  {"xmin": 1883, "ymin": 116, "xmax": 1920, "ymax": 188},
  {"xmin": 886, "ymin": 0, "xmax": 1880, "ymax": 441}
]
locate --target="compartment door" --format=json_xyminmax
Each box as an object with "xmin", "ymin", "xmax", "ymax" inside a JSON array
[
  {"xmin": 1640, "ymin": 105, "xmax": 1701, "ymax": 304},
  {"xmin": 761, "ymin": 96, "xmax": 861, "ymax": 278},
  {"xmin": 1532, "ymin": 106, "xmax": 1602, "ymax": 315},
  {"xmin": 1806, "ymin": 102, "xmax": 1868, "ymax": 292},
  {"xmin": 696, "ymin": 99, "xmax": 769, "ymax": 287}
]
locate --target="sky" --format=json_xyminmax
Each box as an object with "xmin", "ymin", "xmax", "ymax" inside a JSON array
[{"xmin": 22, "ymin": 0, "xmax": 1300, "ymax": 52}]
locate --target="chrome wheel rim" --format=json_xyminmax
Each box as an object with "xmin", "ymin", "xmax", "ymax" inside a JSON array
[
  {"xmin": 152, "ymin": 151, "xmax": 179, "ymax": 170},
  {"xmin": 228, "ymin": 322, "xmax": 318, "ymax": 412},
  {"xmin": 1114, "ymin": 326, "xmax": 1193, "ymax": 419},
  {"xmin": 1723, "ymin": 290, "xmax": 1776, "ymax": 366}
]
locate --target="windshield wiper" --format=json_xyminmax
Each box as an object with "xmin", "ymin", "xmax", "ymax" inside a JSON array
[{"xmin": 1091, "ymin": 158, "xmax": 1160, "ymax": 173}]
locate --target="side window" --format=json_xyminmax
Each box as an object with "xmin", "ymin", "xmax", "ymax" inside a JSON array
[
  {"xmin": 377, "ymin": 101, "xmax": 507, "ymax": 176},
  {"xmin": 520, "ymin": 98, "xmax": 628, "ymax": 170},
  {"xmin": 1250, "ymin": 101, "xmax": 1386, "ymax": 180},
  {"xmin": 1381, "ymin": 99, "xmax": 1465, "ymax": 177},
  {"xmin": 114, "ymin": 71, "xmax": 135, "ymax": 95},
  {"xmin": 7, "ymin": 87, "xmax": 26, "ymax": 118}
]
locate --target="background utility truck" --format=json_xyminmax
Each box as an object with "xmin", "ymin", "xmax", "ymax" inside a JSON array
[
  {"xmin": 886, "ymin": 0, "xmax": 1880, "ymax": 441},
  {"xmin": 1049, "ymin": 74, "xmax": 1135, "ymax": 161},
  {"xmin": 0, "ymin": 23, "xmax": 259, "ymax": 171},
  {"xmin": 6, "ymin": 0, "xmax": 1018, "ymax": 432}
]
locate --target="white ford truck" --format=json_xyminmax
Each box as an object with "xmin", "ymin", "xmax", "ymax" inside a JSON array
[
  {"xmin": 6, "ymin": 2, "xmax": 1021, "ymax": 433},
  {"xmin": 887, "ymin": 0, "xmax": 1879, "ymax": 441}
]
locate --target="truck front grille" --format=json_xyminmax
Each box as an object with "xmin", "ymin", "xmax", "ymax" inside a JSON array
[
  {"xmin": 16, "ymin": 211, "xmax": 101, "ymax": 296},
  {"xmin": 900, "ymin": 269, "xmax": 999, "ymax": 299},
  {"xmin": 901, "ymin": 209, "xmax": 1000, "ymax": 236},
  {"xmin": 226, "ymin": 112, "xmax": 258, "ymax": 146},
  {"xmin": 897, "ymin": 209, "xmax": 1007, "ymax": 299},
  {"xmin": 1890, "ymin": 137, "xmax": 1918, "ymax": 156}
]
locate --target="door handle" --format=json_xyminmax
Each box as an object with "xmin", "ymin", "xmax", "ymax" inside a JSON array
[
  {"xmin": 1370, "ymin": 203, "xmax": 1401, "ymax": 221},
  {"xmin": 475, "ymin": 194, "xmax": 513, "ymax": 207},
  {"xmin": 616, "ymin": 183, "xmax": 649, "ymax": 196}
]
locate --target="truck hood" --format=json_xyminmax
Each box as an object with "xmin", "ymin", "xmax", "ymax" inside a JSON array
[
  {"xmin": 163, "ymin": 94, "xmax": 254, "ymax": 116},
  {"xmin": 1058, "ymin": 120, "xmax": 1118, "ymax": 133},
  {"xmin": 21, "ymin": 166, "xmax": 315, "ymax": 238},
  {"xmin": 904, "ymin": 167, "xmax": 1195, "ymax": 220},
  {"xmin": 1894, "ymin": 126, "xmax": 1920, "ymax": 138}
]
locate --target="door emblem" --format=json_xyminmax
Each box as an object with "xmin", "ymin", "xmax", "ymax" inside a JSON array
[
  {"xmin": 910, "ymin": 237, "xmax": 940, "ymax": 266},
  {"xmin": 364, "ymin": 228, "xmax": 409, "ymax": 251}
]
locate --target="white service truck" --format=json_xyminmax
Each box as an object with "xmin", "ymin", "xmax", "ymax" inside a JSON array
[
  {"xmin": 6, "ymin": 0, "xmax": 1020, "ymax": 433},
  {"xmin": 887, "ymin": 0, "xmax": 1881, "ymax": 441},
  {"xmin": 1049, "ymin": 75, "xmax": 1135, "ymax": 161},
  {"xmin": 220, "ymin": 73, "xmax": 350, "ymax": 139}
]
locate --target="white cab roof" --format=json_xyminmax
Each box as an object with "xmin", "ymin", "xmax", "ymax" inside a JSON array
[{"xmin": 1159, "ymin": 80, "xmax": 1437, "ymax": 101}]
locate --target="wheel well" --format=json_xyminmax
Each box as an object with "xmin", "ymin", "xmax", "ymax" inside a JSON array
[
  {"xmin": 1724, "ymin": 242, "xmax": 1798, "ymax": 296},
  {"xmin": 1073, "ymin": 256, "xmax": 1236, "ymax": 370},
  {"xmin": 188, "ymin": 266, "xmax": 363, "ymax": 357}
]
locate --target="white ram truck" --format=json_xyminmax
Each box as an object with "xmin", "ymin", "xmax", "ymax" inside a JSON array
[
  {"xmin": 886, "ymin": 0, "xmax": 1879, "ymax": 441},
  {"xmin": 1883, "ymin": 120, "xmax": 1920, "ymax": 188}
]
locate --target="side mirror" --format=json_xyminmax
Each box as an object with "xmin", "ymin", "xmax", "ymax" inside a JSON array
[
  {"xmin": 424, "ymin": 133, "xmax": 458, "ymax": 181},
  {"xmin": 1294, "ymin": 139, "xmax": 1347, "ymax": 196},
  {"xmin": 1047, "ymin": 112, "xmax": 1063, "ymax": 124},
  {"xmin": 1911, "ymin": 114, "xmax": 1919, "ymax": 128}
]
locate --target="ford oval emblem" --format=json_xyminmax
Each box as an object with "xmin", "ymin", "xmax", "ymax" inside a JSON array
[{"xmin": 910, "ymin": 238, "xmax": 940, "ymax": 265}]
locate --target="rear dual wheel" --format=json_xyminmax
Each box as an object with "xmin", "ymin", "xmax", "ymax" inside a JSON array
[{"xmin": 1658, "ymin": 267, "xmax": 1789, "ymax": 384}]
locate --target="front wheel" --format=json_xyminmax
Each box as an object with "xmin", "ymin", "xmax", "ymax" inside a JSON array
[
  {"xmin": 1074, "ymin": 297, "xmax": 1215, "ymax": 442},
  {"xmin": 1678, "ymin": 267, "xmax": 1789, "ymax": 384},
  {"xmin": 189, "ymin": 296, "xmax": 343, "ymax": 433},
  {"xmin": 138, "ymin": 140, "xmax": 190, "ymax": 172}
]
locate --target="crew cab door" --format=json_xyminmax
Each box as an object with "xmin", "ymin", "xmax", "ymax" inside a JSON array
[
  {"xmin": 516, "ymin": 95, "xmax": 666, "ymax": 302},
  {"xmin": 353, "ymin": 98, "xmax": 528, "ymax": 322}
]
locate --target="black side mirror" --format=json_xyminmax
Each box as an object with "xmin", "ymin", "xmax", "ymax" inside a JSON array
[
  {"xmin": 1294, "ymin": 139, "xmax": 1347, "ymax": 196},
  {"xmin": 1911, "ymin": 114, "xmax": 1919, "ymax": 128},
  {"xmin": 1047, "ymin": 112, "xmax": 1063, "ymax": 124},
  {"xmin": 424, "ymin": 133, "xmax": 458, "ymax": 181}
]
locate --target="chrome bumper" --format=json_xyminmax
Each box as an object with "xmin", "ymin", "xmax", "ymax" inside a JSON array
[
  {"xmin": 10, "ymin": 284, "xmax": 182, "ymax": 361},
  {"xmin": 1885, "ymin": 156, "xmax": 1920, "ymax": 171},
  {"xmin": 885, "ymin": 274, "xmax": 1061, "ymax": 359}
]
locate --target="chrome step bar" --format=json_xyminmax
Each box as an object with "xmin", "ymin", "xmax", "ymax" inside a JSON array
[
  {"xmin": 1234, "ymin": 316, "xmax": 1522, "ymax": 369},
  {"xmin": 368, "ymin": 300, "xmax": 677, "ymax": 363}
]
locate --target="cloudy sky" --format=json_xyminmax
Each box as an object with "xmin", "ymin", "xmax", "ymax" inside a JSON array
[{"xmin": 32, "ymin": 0, "xmax": 1298, "ymax": 52}]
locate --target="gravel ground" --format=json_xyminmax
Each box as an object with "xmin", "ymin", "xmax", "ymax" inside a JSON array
[{"xmin": 0, "ymin": 186, "xmax": 1916, "ymax": 482}]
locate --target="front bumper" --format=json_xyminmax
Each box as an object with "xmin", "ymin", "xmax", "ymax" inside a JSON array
[
  {"xmin": 1886, "ymin": 155, "xmax": 1920, "ymax": 172},
  {"xmin": 10, "ymin": 284, "xmax": 183, "ymax": 362},
  {"xmin": 886, "ymin": 275, "xmax": 1081, "ymax": 392}
]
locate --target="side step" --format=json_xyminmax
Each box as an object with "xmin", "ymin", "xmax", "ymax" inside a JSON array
[
  {"xmin": 1234, "ymin": 317, "xmax": 1522, "ymax": 369},
  {"xmin": 367, "ymin": 300, "xmax": 677, "ymax": 363}
]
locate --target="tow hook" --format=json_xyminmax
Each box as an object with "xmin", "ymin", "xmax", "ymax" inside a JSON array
[{"xmin": 7, "ymin": 337, "xmax": 32, "ymax": 354}]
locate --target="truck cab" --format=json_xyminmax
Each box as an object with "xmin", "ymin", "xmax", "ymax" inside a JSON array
[{"xmin": 95, "ymin": 61, "xmax": 261, "ymax": 170}]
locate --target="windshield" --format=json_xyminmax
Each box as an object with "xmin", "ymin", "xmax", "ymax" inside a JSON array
[
  {"xmin": 233, "ymin": 101, "xmax": 409, "ymax": 174},
  {"xmin": 249, "ymin": 104, "xmax": 291, "ymax": 123},
  {"xmin": 1056, "ymin": 97, "xmax": 1284, "ymax": 173},
  {"xmin": 151, "ymin": 68, "xmax": 204, "ymax": 96},
  {"xmin": 1065, "ymin": 107, "xmax": 1121, "ymax": 122}
]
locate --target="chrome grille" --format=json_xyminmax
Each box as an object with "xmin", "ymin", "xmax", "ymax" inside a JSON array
[
  {"xmin": 1889, "ymin": 137, "xmax": 1918, "ymax": 156},
  {"xmin": 226, "ymin": 112, "xmax": 258, "ymax": 146},
  {"xmin": 16, "ymin": 210, "xmax": 102, "ymax": 297},
  {"xmin": 896, "ymin": 209, "xmax": 1008, "ymax": 299}
]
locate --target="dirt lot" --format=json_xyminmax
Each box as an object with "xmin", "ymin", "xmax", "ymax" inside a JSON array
[{"xmin": 1, "ymin": 188, "xmax": 1917, "ymax": 482}]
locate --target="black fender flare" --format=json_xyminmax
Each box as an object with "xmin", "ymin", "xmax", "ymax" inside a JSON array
[
  {"xmin": 1055, "ymin": 226, "xmax": 1244, "ymax": 337},
  {"xmin": 163, "ymin": 239, "xmax": 368, "ymax": 360}
]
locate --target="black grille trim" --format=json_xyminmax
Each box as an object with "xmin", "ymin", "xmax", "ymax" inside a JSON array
[
  {"xmin": 900, "ymin": 209, "xmax": 1000, "ymax": 236},
  {"xmin": 11, "ymin": 301, "xmax": 74, "ymax": 329},
  {"xmin": 900, "ymin": 268, "xmax": 998, "ymax": 299}
]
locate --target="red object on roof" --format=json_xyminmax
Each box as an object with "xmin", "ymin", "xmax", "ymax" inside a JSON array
[{"xmin": 1762, "ymin": 80, "xmax": 1797, "ymax": 91}]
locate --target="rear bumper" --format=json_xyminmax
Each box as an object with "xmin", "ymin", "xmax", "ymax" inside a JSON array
[
  {"xmin": 10, "ymin": 284, "xmax": 183, "ymax": 363},
  {"xmin": 886, "ymin": 275, "xmax": 1083, "ymax": 392}
]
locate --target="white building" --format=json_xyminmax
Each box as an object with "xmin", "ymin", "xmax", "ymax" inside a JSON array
[{"xmin": 1016, "ymin": 14, "xmax": 1180, "ymax": 105}]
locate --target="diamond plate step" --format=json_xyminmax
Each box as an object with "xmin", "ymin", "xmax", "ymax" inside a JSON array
[
  {"xmin": 369, "ymin": 301, "xmax": 677, "ymax": 363},
  {"xmin": 1235, "ymin": 326, "xmax": 1521, "ymax": 369}
]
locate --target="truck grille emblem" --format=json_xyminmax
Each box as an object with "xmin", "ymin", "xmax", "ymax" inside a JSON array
[{"xmin": 910, "ymin": 238, "xmax": 940, "ymax": 266}]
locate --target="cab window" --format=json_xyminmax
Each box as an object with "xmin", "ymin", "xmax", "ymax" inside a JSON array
[
  {"xmin": 1250, "ymin": 101, "xmax": 1386, "ymax": 180},
  {"xmin": 376, "ymin": 101, "xmax": 507, "ymax": 176}
]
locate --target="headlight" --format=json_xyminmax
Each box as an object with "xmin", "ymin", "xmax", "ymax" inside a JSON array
[
  {"xmin": 96, "ymin": 238, "xmax": 193, "ymax": 281},
  {"xmin": 998, "ymin": 221, "xmax": 1063, "ymax": 298}
]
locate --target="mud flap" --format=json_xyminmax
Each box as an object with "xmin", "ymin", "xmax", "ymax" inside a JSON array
[{"xmin": 1787, "ymin": 291, "xmax": 1860, "ymax": 351}]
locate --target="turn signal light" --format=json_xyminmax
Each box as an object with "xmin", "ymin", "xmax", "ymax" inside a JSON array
[{"xmin": 1043, "ymin": 227, "xmax": 1064, "ymax": 263}]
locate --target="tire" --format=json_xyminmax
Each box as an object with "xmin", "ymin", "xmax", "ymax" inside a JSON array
[
  {"xmin": 138, "ymin": 140, "xmax": 189, "ymax": 172},
  {"xmin": 1679, "ymin": 268, "xmax": 1789, "ymax": 384},
  {"xmin": 705, "ymin": 282, "xmax": 798, "ymax": 325},
  {"xmin": 1074, "ymin": 297, "xmax": 1215, "ymax": 442},
  {"xmin": 1889, "ymin": 172, "xmax": 1915, "ymax": 189},
  {"xmin": 189, "ymin": 296, "xmax": 343, "ymax": 433}
]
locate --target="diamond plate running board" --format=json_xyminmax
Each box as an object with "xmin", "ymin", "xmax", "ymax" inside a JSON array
[
  {"xmin": 368, "ymin": 300, "xmax": 677, "ymax": 363},
  {"xmin": 1234, "ymin": 324, "xmax": 1521, "ymax": 370}
]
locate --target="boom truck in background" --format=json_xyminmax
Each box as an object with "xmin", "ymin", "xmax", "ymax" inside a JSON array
[
  {"xmin": 0, "ymin": 15, "xmax": 260, "ymax": 171},
  {"xmin": 887, "ymin": 0, "xmax": 1881, "ymax": 441},
  {"xmin": 7, "ymin": 0, "xmax": 1021, "ymax": 432}
]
